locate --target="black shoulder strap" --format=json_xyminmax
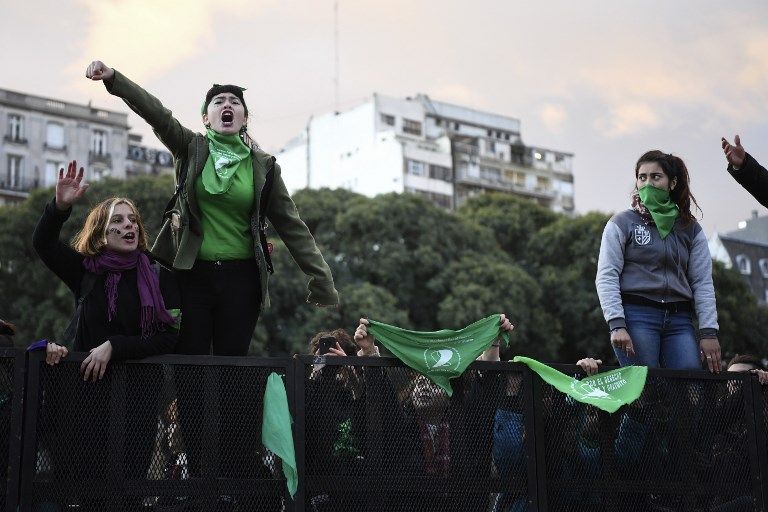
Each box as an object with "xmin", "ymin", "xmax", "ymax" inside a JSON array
[
  {"xmin": 258, "ymin": 159, "xmax": 276, "ymax": 274},
  {"xmin": 60, "ymin": 272, "xmax": 98, "ymax": 347}
]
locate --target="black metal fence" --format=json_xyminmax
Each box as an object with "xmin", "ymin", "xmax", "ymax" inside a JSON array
[{"xmin": 1, "ymin": 350, "xmax": 767, "ymax": 511}]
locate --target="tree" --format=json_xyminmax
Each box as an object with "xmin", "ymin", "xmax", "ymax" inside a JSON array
[
  {"xmin": 526, "ymin": 212, "xmax": 612, "ymax": 363},
  {"xmin": 334, "ymin": 192, "xmax": 500, "ymax": 330},
  {"xmin": 458, "ymin": 192, "xmax": 558, "ymax": 262},
  {"xmin": 712, "ymin": 261, "xmax": 768, "ymax": 360}
]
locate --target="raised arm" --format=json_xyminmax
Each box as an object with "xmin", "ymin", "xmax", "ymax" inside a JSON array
[
  {"xmin": 721, "ymin": 135, "xmax": 768, "ymax": 208},
  {"xmin": 86, "ymin": 60, "xmax": 194, "ymax": 158},
  {"xmin": 266, "ymin": 162, "xmax": 339, "ymax": 306},
  {"xmin": 32, "ymin": 161, "xmax": 88, "ymax": 295}
]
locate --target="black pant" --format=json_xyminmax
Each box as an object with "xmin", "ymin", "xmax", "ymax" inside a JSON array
[{"xmin": 175, "ymin": 259, "xmax": 262, "ymax": 356}]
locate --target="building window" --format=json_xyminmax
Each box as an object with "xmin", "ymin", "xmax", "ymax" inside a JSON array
[
  {"xmin": 91, "ymin": 129, "xmax": 108, "ymax": 156},
  {"xmin": 487, "ymin": 140, "xmax": 496, "ymax": 153},
  {"xmin": 453, "ymin": 122, "xmax": 460, "ymax": 130},
  {"xmin": 536, "ymin": 176, "xmax": 551, "ymax": 190},
  {"xmin": 403, "ymin": 119, "xmax": 422, "ymax": 136},
  {"xmin": 514, "ymin": 172, "xmax": 526, "ymax": 187},
  {"xmin": 7, "ymin": 114, "xmax": 24, "ymax": 141},
  {"xmin": 429, "ymin": 165, "xmax": 452, "ymax": 182},
  {"xmin": 435, "ymin": 119, "xmax": 442, "ymax": 126},
  {"xmin": 45, "ymin": 161, "xmax": 63, "ymax": 186},
  {"xmin": 6, "ymin": 155, "xmax": 23, "ymax": 189},
  {"xmin": 381, "ymin": 114, "xmax": 395, "ymax": 126},
  {"xmin": 736, "ymin": 254, "xmax": 752, "ymax": 275},
  {"xmin": 407, "ymin": 160, "xmax": 426, "ymax": 176},
  {"xmin": 759, "ymin": 258, "xmax": 768, "ymax": 278},
  {"xmin": 46, "ymin": 122, "xmax": 65, "ymax": 150}
]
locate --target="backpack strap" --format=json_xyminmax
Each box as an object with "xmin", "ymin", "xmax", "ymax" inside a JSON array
[
  {"xmin": 162, "ymin": 156, "xmax": 189, "ymax": 221},
  {"xmin": 258, "ymin": 158, "xmax": 276, "ymax": 274},
  {"xmin": 60, "ymin": 272, "xmax": 98, "ymax": 347}
]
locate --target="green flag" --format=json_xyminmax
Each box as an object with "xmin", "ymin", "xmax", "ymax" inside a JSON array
[
  {"xmin": 262, "ymin": 372, "xmax": 298, "ymax": 497},
  {"xmin": 367, "ymin": 315, "xmax": 510, "ymax": 396},
  {"xmin": 513, "ymin": 356, "xmax": 647, "ymax": 413}
]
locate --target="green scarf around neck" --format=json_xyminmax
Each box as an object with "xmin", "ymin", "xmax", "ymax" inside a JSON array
[
  {"xmin": 638, "ymin": 184, "xmax": 679, "ymax": 239},
  {"xmin": 367, "ymin": 315, "xmax": 510, "ymax": 396},
  {"xmin": 203, "ymin": 128, "xmax": 252, "ymax": 194}
]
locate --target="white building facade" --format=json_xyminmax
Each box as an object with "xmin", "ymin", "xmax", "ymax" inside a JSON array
[{"xmin": 278, "ymin": 93, "xmax": 574, "ymax": 212}]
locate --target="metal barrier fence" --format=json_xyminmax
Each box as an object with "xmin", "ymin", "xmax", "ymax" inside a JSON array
[{"xmin": 1, "ymin": 351, "xmax": 766, "ymax": 511}]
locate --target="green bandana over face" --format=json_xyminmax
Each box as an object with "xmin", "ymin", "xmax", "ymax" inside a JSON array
[
  {"xmin": 637, "ymin": 184, "xmax": 679, "ymax": 239},
  {"xmin": 367, "ymin": 315, "xmax": 510, "ymax": 396},
  {"xmin": 203, "ymin": 128, "xmax": 252, "ymax": 195},
  {"xmin": 513, "ymin": 357, "xmax": 647, "ymax": 413}
]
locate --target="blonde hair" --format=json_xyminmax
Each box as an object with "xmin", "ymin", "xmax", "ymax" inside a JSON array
[{"xmin": 72, "ymin": 197, "xmax": 148, "ymax": 256}]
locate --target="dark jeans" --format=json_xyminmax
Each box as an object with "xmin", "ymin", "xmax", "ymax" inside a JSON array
[
  {"xmin": 614, "ymin": 303, "xmax": 700, "ymax": 369},
  {"xmin": 175, "ymin": 259, "xmax": 262, "ymax": 356}
]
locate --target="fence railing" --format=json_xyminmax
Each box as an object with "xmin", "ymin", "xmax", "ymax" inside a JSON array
[{"xmin": 1, "ymin": 350, "xmax": 766, "ymax": 511}]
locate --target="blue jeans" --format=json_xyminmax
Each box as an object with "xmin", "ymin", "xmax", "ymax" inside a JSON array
[{"xmin": 614, "ymin": 303, "xmax": 701, "ymax": 369}]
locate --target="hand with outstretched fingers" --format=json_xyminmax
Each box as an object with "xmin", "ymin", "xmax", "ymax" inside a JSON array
[
  {"xmin": 721, "ymin": 135, "xmax": 746, "ymax": 168},
  {"xmin": 55, "ymin": 160, "xmax": 88, "ymax": 211},
  {"xmin": 85, "ymin": 60, "xmax": 114, "ymax": 82}
]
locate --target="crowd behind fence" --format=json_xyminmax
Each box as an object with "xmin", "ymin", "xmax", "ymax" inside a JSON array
[{"xmin": 0, "ymin": 349, "xmax": 766, "ymax": 511}]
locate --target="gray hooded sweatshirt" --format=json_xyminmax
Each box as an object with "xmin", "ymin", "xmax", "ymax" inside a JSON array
[{"xmin": 595, "ymin": 209, "xmax": 718, "ymax": 336}]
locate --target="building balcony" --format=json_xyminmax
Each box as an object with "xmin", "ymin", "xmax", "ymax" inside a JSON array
[
  {"xmin": 3, "ymin": 135, "xmax": 27, "ymax": 145},
  {"xmin": 43, "ymin": 143, "xmax": 67, "ymax": 153},
  {"xmin": 454, "ymin": 168, "xmax": 555, "ymax": 200},
  {"xmin": 0, "ymin": 177, "xmax": 38, "ymax": 197},
  {"xmin": 89, "ymin": 151, "xmax": 113, "ymax": 166}
]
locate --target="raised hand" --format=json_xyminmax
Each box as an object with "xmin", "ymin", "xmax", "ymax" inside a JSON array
[
  {"xmin": 721, "ymin": 135, "xmax": 746, "ymax": 168},
  {"xmin": 85, "ymin": 60, "xmax": 114, "ymax": 81},
  {"xmin": 55, "ymin": 160, "xmax": 89, "ymax": 211}
]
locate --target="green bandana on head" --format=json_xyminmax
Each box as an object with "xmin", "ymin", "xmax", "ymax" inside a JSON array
[
  {"xmin": 203, "ymin": 128, "xmax": 252, "ymax": 195},
  {"xmin": 513, "ymin": 356, "xmax": 647, "ymax": 413},
  {"xmin": 637, "ymin": 184, "xmax": 679, "ymax": 239},
  {"xmin": 367, "ymin": 315, "xmax": 510, "ymax": 396}
]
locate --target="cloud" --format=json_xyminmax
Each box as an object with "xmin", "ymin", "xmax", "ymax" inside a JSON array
[
  {"xmin": 73, "ymin": 0, "xmax": 271, "ymax": 83},
  {"xmin": 539, "ymin": 103, "xmax": 567, "ymax": 133},
  {"xmin": 594, "ymin": 102, "xmax": 660, "ymax": 138}
]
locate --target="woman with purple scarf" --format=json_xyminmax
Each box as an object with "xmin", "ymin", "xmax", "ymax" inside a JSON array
[{"xmin": 33, "ymin": 160, "xmax": 180, "ymax": 380}]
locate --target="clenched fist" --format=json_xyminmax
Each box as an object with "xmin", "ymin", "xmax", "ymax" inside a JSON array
[{"xmin": 85, "ymin": 60, "xmax": 114, "ymax": 81}]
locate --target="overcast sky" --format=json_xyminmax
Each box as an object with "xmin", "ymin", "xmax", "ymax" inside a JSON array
[{"xmin": 3, "ymin": 0, "xmax": 768, "ymax": 235}]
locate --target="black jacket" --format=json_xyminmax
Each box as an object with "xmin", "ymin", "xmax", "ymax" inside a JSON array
[
  {"xmin": 32, "ymin": 198, "xmax": 180, "ymax": 359},
  {"xmin": 728, "ymin": 153, "xmax": 768, "ymax": 209}
]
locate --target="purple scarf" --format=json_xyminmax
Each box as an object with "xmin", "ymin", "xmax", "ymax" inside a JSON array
[{"xmin": 83, "ymin": 250, "xmax": 174, "ymax": 338}]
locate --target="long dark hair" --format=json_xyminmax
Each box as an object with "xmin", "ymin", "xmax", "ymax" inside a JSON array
[{"xmin": 635, "ymin": 150, "xmax": 701, "ymax": 225}]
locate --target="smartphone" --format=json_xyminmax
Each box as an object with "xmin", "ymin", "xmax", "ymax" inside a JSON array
[{"xmin": 318, "ymin": 336, "xmax": 336, "ymax": 355}]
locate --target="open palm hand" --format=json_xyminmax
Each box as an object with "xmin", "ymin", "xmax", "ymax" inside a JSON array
[{"xmin": 55, "ymin": 160, "xmax": 89, "ymax": 210}]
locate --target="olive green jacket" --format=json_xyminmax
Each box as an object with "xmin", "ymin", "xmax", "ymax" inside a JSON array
[{"xmin": 104, "ymin": 70, "xmax": 339, "ymax": 306}]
